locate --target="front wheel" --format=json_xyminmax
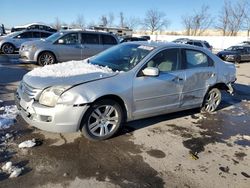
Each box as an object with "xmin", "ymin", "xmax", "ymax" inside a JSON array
[
  {"xmin": 38, "ymin": 52, "xmax": 56, "ymax": 66},
  {"xmin": 1, "ymin": 43, "xmax": 15, "ymax": 54},
  {"xmin": 201, "ymin": 88, "xmax": 221, "ymax": 113},
  {"xmin": 81, "ymin": 99, "xmax": 124, "ymax": 141}
]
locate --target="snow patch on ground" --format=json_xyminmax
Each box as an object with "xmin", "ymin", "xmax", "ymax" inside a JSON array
[
  {"xmin": 0, "ymin": 105, "xmax": 19, "ymax": 129},
  {"xmin": 26, "ymin": 60, "xmax": 113, "ymax": 78}
]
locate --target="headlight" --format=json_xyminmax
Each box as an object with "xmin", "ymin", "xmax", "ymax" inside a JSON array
[
  {"xmin": 226, "ymin": 54, "xmax": 235, "ymax": 59},
  {"xmin": 39, "ymin": 86, "xmax": 70, "ymax": 107},
  {"xmin": 23, "ymin": 45, "xmax": 37, "ymax": 51}
]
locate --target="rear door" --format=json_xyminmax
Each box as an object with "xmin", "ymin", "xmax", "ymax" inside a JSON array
[
  {"xmin": 81, "ymin": 33, "xmax": 102, "ymax": 59},
  {"xmin": 180, "ymin": 49, "xmax": 216, "ymax": 107}
]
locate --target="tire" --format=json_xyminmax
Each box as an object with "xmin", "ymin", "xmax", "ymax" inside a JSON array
[
  {"xmin": 235, "ymin": 56, "xmax": 241, "ymax": 64},
  {"xmin": 81, "ymin": 99, "xmax": 124, "ymax": 141},
  {"xmin": 201, "ymin": 88, "xmax": 222, "ymax": 113},
  {"xmin": 1, "ymin": 43, "xmax": 15, "ymax": 54},
  {"xmin": 38, "ymin": 52, "xmax": 56, "ymax": 66}
]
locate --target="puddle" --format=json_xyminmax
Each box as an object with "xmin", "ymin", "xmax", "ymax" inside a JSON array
[{"xmin": 182, "ymin": 101, "xmax": 250, "ymax": 153}]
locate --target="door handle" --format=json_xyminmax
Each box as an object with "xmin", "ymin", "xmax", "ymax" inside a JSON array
[
  {"xmin": 210, "ymin": 73, "xmax": 216, "ymax": 77},
  {"xmin": 171, "ymin": 76, "xmax": 184, "ymax": 82}
]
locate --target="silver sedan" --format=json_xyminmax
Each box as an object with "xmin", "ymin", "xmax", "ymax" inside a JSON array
[{"xmin": 16, "ymin": 42, "xmax": 236, "ymax": 141}]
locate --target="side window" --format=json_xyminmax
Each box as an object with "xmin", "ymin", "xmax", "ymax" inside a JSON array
[
  {"xmin": 41, "ymin": 32, "xmax": 51, "ymax": 38},
  {"xmin": 15, "ymin": 32, "xmax": 33, "ymax": 38},
  {"xmin": 32, "ymin": 32, "xmax": 41, "ymax": 38},
  {"xmin": 58, "ymin": 33, "xmax": 79, "ymax": 44},
  {"xmin": 101, "ymin": 35, "xmax": 117, "ymax": 45},
  {"xmin": 81, "ymin": 33, "xmax": 99, "ymax": 44},
  {"xmin": 193, "ymin": 42, "xmax": 203, "ymax": 47},
  {"xmin": 146, "ymin": 48, "xmax": 179, "ymax": 72},
  {"xmin": 185, "ymin": 50, "xmax": 210, "ymax": 69}
]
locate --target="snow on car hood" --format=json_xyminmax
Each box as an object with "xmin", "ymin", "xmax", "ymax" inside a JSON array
[{"xmin": 23, "ymin": 60, "xmax": 117, "ymax": 88}]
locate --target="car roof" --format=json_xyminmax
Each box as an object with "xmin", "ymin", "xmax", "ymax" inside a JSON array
[
  {"xmin": 125, "ymin": 41, "xmax": 207, "ymax": 50},
  {"xmin": 20, "ymin": 29, "xmax": 53, "ymax": 33},
  {"xmin": 59, "ymin": 29, "xmax": 116, "ymax": 35}
]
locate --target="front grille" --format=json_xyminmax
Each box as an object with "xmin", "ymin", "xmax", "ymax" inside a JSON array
[{"xmin": 20, "ymin": 82, "xmax": 41, "ymax": 100}]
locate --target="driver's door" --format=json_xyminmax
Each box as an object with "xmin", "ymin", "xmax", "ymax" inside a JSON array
[
  {"xmin": 53, "ymin": 32, "xmax": 82, "ymax": 61},
  {"xmin": 132, "ymin": 48, "xmax": 185, "ymax": 118}
]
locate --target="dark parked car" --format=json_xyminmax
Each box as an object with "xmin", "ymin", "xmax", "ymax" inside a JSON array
[
  {"xmin": 0, "ymin": 30, "xmax": 53, "ymax": 54},
  {"xmin": 11, "ymin": 23, "xmax": 57, "ymax": 33},
  {"xmin": 217, "ymin": 45, "xmax": 250, "ymax": 63},
  {"xmin": 173, "ymin": 39, "xmax": 213, "ymax": 51},
  {"xmin": 120, "ymin": 37, "xmax": 148, "ymax": 43}
]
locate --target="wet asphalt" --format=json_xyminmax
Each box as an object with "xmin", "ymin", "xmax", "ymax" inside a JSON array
[{"xmin": 0, "ymin": 54, "xmax": 250, "ymax": 188}]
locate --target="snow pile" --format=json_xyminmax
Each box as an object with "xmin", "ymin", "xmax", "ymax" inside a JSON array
[
  {"xmin": 1, "ymin": 161, "xmax": 23, "ymax": 178},
  {"xmin": 18, "ymin": 139, "xmax": 36, "ymax": 148},
  {"xmin": 26, "ymin": 60, "xmax": 113, "ymax": 78},
  {"xmin": 0, "ymin": 105, "xmax": 19, "ymax": 129}
]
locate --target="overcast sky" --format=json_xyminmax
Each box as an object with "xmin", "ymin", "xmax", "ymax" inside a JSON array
[{"xmin": 1, "ymin": 0, "xmax": 225, "ymax": 30}]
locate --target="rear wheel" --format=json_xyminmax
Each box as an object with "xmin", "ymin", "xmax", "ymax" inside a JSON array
[
  {"xmin": 81, "ymin": 99, "xmax": 124, "ymax": 141},
  {"xmin": 201, "ymin": 88, "xmax": 221, "ymax": 113},
  {"xmin": 38, "ymin": 52, "xmax": 56, "ymax": 66},
  {"xmin": 1, "ymin": 43, "xmax": 15, "ymax": 54}
]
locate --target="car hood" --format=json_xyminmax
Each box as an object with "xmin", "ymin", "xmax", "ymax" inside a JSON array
[
  {"xmin": 23, "ymin": 60, "xmax": 118, "ymax": 89},
  {"xmin": 217, "ymin": 50, "xmax": 238, "ymax": 56}
]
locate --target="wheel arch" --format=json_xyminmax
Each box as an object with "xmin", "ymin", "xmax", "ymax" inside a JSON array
[
  {"xmin": 36, "ymin": 50, "xmax": 57, "ymax": 63},
  {"xmin": 93, "ymin": 94, "xmax": 128, "ymax": 121},
  {"xmin": 0, "ymin": 42, "xmax": 16, "ymax": 51}
]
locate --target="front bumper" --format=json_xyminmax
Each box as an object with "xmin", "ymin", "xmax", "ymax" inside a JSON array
[
  {"xmin": 19, "ymin": 50, "xmax": 36, "ymax": 63},
  {"xmin": 15, "ymin": 92, "xmax": 89, "ymax": 133}
]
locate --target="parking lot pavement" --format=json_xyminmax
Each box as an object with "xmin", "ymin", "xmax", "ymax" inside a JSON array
[{"xmin": 0, "ymin": 55, "xmax": 250, "ymax": 188}]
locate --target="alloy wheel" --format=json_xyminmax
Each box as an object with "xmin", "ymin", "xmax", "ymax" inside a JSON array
[
  {"xmin": 2, "ymin": 44, "xmax": 14, "ymax": 54},
  {"xmin": 202, "ymin": 88, "xmax": 221, "ymax": 112},
  {"xmin": 88, "ymin": 105, "xmax": 119, "ymax": 137}
]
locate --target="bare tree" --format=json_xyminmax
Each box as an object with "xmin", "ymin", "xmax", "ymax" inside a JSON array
[
  {"xmin": 75, "ymin": 14, "xmax": 85, "ymax": 29},
  {"xmin": 245, "ymin": 16, "xmax": 250, "ymax": 37},
  {"xmin": 120, "ymin": 12, "xmax": 125, "ymax": 28},
  {"xmin": 182, "ymin": 5, "xmax": 212, "ymax": 36},
  {"xmin": 182, "ymin": 15, "xmax": 193, "ymax": 35},
  {"xmin": 216, "ymin": 0, "xmax": 230, "ymax": 36},
  {"xmin": 125, "ymin": 17, "xmax": 141, "ymax": 30},
  {"xmin": 217, "ymin": 0, "xmax": 248, "ymax": 36},
  {"xmin": 53, "ymin": 17, "xmax": 62, "ymax": 30},
  {"xmin": 108, "ymin": 13, "xmax": 114, "ymax": 27},
  {"xmin": 142, "ymin": 8, "xmax": 169, "ymax": 34},
  {"xmin": 99, "ymin": 13, "xmax": 114, "ymax": 27},
  {"xmin": 100, "ymin": 15, "xmax": 108, "ymax": 26}
]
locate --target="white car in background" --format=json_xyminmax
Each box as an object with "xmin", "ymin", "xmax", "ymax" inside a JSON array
[{"xmin": 0, "ymin": 30, "xmax": 53, "ymax": 54}]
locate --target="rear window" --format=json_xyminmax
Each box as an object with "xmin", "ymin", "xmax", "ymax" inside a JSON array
[
  {"xmin": 41, "ymin": 32, "xmax": 52, "ymax": 38},
  {"xmin": 185, "ymin": 50, "xmax": 210, "ymax": 69},
  {"xmin": 101, "ymin": 35, "xmax": 117, "ymax": 45},
  {"xmin": 204, "ymin": 42, "xmax": 211, "ymax": 48},
  {"xmin": 193, "ymin": 42, "xmax": 203, "ymax": 47},
  {"xmin": 81, "ymin": 33, "xmax": 99, "ymax": 44},
  {"xmin": 32, "ymin": 32, "xmax": 41, "ymax": 38}
]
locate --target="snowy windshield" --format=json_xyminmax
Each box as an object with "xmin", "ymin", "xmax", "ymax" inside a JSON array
[
  {"xmin": 45, "ymin": 32, "xmax": 64, "ymax": 42},
  {"xmin": 89, "ymin": 43, "xmax": 154, "ymax": 72}
]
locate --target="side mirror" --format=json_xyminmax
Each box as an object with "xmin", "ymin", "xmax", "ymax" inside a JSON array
[
  {"xmin": 58, "ymin": 39, "xmax": 64, "ymax": 44},
  {"xmin": 142, "ymin": 67, "xmax": 159, "ymax": 77}
]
